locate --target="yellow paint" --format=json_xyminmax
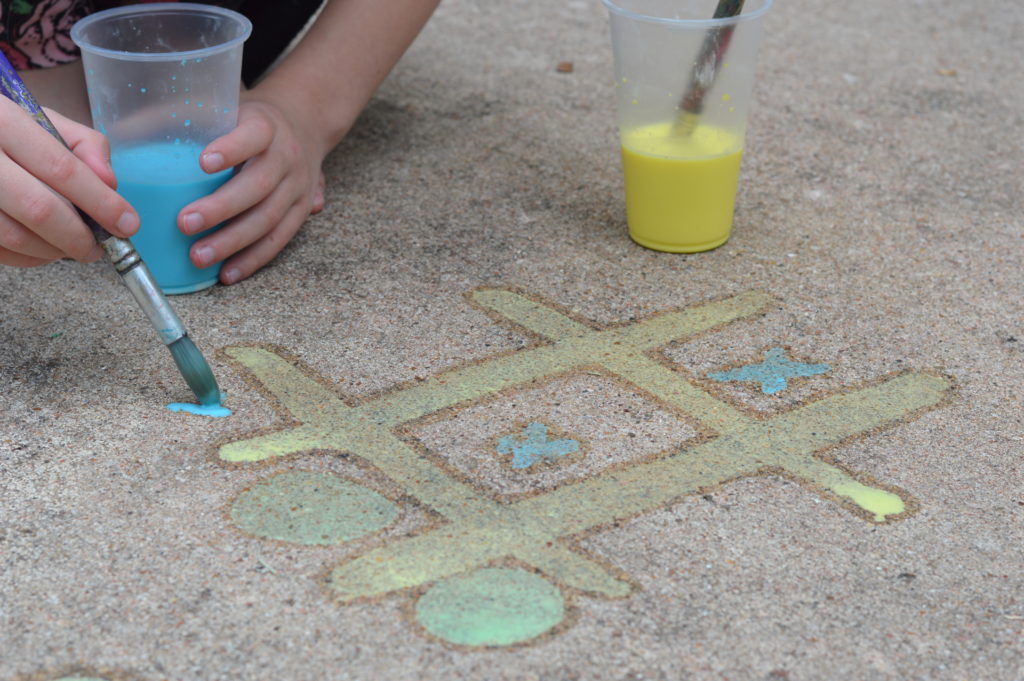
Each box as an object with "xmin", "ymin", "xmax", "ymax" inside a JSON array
[
  {"xmin": 833, "ymin": 481, "xmax": 905, "ymax": 522},
  {"xmin": 621, "ymin": 122, "xmax": 742, "ymax": 253}
]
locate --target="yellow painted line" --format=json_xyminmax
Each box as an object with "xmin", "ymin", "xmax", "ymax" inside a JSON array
[
  {"xmin": 604, "ymin": 352, "xmax": 750, "ymax": 434},
  {"xmin": 607, "ymin": 290, "xmax": 775, "ymax": 351},
  {"xmin": 471, "ymin": 288, "xmax": 595, "ymax": 340},
  {"xmin": 521, "ymin": 543, "xmax": 632, "ymax": 598},
  {"xmin": 340, "ymin": 426, "xmax": 498, "ymax": 521},
  {"xmin": 220, "ymin": 424, "xmax": 338, "ymax": 463},
  {"xmin": 224, "ymin": 346, "xmax": 351, "ymax": 423}
]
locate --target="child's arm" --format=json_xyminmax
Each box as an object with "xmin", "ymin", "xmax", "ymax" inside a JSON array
[
  {"xmin": 0, "ymin": 97, "xmax": 139, "ymax": 267},
  {"xmin": 178, "ymin": 0, "xmax": 442, "ymax": 285}
]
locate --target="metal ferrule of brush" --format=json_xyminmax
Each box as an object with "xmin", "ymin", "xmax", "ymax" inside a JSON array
[{"xmin": 101, "ymin": 236, "xmax": 187, "ymax": 347}]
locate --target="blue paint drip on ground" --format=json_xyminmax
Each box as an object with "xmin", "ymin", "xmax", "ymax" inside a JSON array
[
  {"xmin": 708, "ymin": 347, "xmax": 830, "ymax": 394},
  {"xmin": 167, "ymin": 402, "xmax": 232, "ymax": 417},
  {"xmin": 497, "ymin": 422, "xmax": 579, "ymax": 469},
  {"xmin": 167, "ymin": 392, "xmax": 231, "ymax": 417}
]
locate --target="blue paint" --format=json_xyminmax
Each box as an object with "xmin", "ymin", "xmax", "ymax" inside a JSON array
[
  {"xmin": 497, "ymin": 422, "xmax": 579, "ymax": 469},
  {"xmin": 708, "ymin": 347, "xmax": 830, "ymax": 394},
  {"xmin": 167, "ymin": 402, "xmax": 232, "ymax": 417},
  {"xmin": 168, "ymin": 392, "xmax": 231, "ymax": 417},
  {"xmin": 111, "ymin": 142, "xmax": 232, "ymax": 294}
]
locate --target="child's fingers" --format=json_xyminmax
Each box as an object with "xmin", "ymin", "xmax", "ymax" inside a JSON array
[
  {"xmin": 218, "ymin": 201, "xmax": 308, "ymax": 285},
  {"xmin": 0, "ymin": 154, "xmax": 100, "ymax": 261},
  {"xmin": 188, "ymin": 185, "xmax": 295, "ymax": 269},
  {"xmin": 0, "ymin": 212, "xmax": 69, "ymax": 261},
  {"xmin": 311, "ymin": 172, "xmax": 326, "ymax": 214},
  {"xmin": 0, "ymin": 246, "xmax": 54, "ymax": 267},
  {"xmin": 46, "ymin": 107, "xmax": 117, "ymax": 189},
  {"xmin": 178, "ymin": 158, "xmax": 286, "ymax": 235},
  {"xmin": 199, "ymin": 107, "xmax": 276, "ymax": 173},
  {"xmin": 0, "ymin": 99, "xmax": 139, "ymax": 239}
]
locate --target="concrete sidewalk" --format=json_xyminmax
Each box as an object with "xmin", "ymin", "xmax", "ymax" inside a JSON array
[{"xmin": 2, "ymin": 1, "xmax": 1022, "ymax": 679}]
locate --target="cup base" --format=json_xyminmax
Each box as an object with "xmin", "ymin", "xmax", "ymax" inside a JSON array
[
  {"xmin": 629, "ymin": 232, "xmax": 731, "ymax": 253},
  {"xmin": 161, "ymin": 276, "xmax": 219, "ymax": 296}
]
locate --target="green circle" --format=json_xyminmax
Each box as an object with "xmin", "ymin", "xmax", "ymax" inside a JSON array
[
  {"xmin": 231, "ymin": 471, "xmax": 399, "ymax": 545},
  {"xmin": 415, "ymin": 567, "xmax": 565, "ymax": 646}
]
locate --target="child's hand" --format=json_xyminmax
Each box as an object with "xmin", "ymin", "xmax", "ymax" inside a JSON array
[
  {"xmin": 172, "ymin": 0, "xmax": 441, "ymax": 285},
  {"xmin": 177, "ymin": 96, "xmax": 328, "ymax": 285},
  {"xmin": 0, "ymin": 99, "xmax": 140, "ymax": 267}
]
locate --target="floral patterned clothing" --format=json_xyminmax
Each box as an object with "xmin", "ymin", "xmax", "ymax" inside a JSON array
[
  {"xmin": 0, "ymin": 1, "xmax": 223, "ymax": 70},
  {"xmin": 1, "ymin": 0, "xmax": 93, "ymax": 69},
  {"xmin": 1, "ymin": 0, "xmax": 321, "ymax": 85}
]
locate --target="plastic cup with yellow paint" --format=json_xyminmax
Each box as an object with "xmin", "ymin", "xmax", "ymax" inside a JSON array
[{"xmin": 603, "ymin": 0, "xmax": 772, "ymax": 252}]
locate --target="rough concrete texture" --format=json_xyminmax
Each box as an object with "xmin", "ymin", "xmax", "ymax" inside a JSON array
[{"xmin": 2, "ymin": 0, "xmax": 1023, "ymax": 679}]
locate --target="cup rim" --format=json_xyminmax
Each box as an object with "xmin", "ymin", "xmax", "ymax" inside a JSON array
[
  {"xmin": 601, "ymin": 0, "xmax": 773, "ymax": 28},
  {"xmin": 70, "ymin": 2, "xmax": 252, "ymax": 62}
]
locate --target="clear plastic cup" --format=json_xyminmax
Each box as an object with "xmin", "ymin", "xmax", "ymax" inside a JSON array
[
  {"xmin": 72, "ymin": 3, "xmax": 252, "ymax": 294},
  {"xmin": 602, "ymin": 0, "xmax": 772, "ymax": 252}
]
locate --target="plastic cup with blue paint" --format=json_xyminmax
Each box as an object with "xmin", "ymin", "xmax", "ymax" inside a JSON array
[{"xmin": 71, "ymin": 3, "xmax": 252, "ymax": 295}]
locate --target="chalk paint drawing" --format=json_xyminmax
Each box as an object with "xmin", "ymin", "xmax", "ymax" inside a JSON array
[
  {"xmin": 221, "ymin": 288, "xmax": 951, "ymax": 648},
  {"xmin": 231, "ymin": 471, "xmax": 400, "ymax": 545},
  {"xmin": 496, "ymin": 422, "xmax": 580, "ymax": 469},
  {"xmin": 709, "ymin": 346, "xmax": 831, "ymax": 394}
]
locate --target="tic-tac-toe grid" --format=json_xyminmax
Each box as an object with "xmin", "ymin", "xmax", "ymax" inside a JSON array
[{"xmin": 219, "ymin": 288, "xmax": 951, "ymax": 604}]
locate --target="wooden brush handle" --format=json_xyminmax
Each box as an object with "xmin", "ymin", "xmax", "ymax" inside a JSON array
[
  {"xmin": 713, "ymin": 0, "xmax": 746, "ymax": 19},
  {"xmin": 679, "ymin": 0, "xmax": 746, "ymax": 116}
]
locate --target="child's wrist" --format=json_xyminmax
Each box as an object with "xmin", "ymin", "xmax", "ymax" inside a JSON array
[{"xmin": 242, "ymin": 82, "xmax": 352, "ymax": 158}]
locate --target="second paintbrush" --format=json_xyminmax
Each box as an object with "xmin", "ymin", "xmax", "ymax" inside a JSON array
[{"xmin": 675, "ymin": 0, "xmax": 746, "ymax": 136}]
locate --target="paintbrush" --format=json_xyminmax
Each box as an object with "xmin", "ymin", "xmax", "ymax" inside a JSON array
[
  {"xmin": 675, "ymin": 0, "xmax": 746, "ymax": 136},
  {"xmin": 0, "ymin": 53, "xmax": 222, "ymax": 407}
]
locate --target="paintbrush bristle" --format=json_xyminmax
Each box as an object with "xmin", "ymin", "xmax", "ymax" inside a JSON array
[
  {"xmin": 168, "ymin": 335, "xmax": 221, "ymax": 406},
  {"xmin": 673, "ymin": 110, "xmax": 701, "ymax": 136}
]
